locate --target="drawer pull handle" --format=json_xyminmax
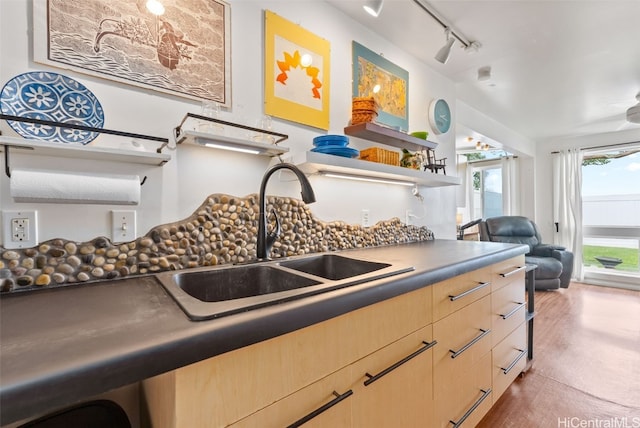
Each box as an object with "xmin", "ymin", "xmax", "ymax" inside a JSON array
[
  {"xmin": 499, "ymin": 265, "xmax": 526, "ymax": 278},
  {"xmin": 448, "ymin": 281, "xmax": 490, "ymax": 301},
  {"xmin": 449, "ymin": 388, "xmax": 492, "ymax": 428},
  {"xmin": 364, "ymin": 340, "xmax": 438, "ymax": 386},
  {"xmin": 449, "ymin": 329, "xmax": 491, "ymax": 359},
  {"xmin": 500, "ymin": 302, "xmax": 526, "ymax": 319},
  {"xmin": 501, "ymin": 348, "xmax": 528, "ymax": 374},
  {"xmin": 287, "ymin": 389, "xmax": 353, "ymax": 428}
]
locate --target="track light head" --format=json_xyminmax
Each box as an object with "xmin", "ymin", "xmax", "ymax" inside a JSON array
[
  {"xmin": 627, "ymin": 92, "xmax": 640, "ymax": 124},
  {"xmin": 435, "ymin": 29, "xmax": 455, "ymax": 64},
  {"xmin": 363, "ymin": 0, "xmax": 384, "ymax": 17}
]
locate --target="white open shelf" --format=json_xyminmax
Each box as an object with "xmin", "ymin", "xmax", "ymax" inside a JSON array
[
  {"xmin": 344, "ymin": 122, "xmax": 439, "ymax": 152},
  {"xmin": 0, "ymin": 136, "xmax": 171, "ymax": 166},
  {"xmin": 176, "ymin": 130, "xmax": 289, "ymax": 157},
  {"xmin": 295, "ymin": 151, "xmax": 461, "ymax": 187}
]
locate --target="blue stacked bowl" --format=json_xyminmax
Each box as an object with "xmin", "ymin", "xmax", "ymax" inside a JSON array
[{"xmin": 311, "ymin": 135, "xmax": 358, "ymax": 158}]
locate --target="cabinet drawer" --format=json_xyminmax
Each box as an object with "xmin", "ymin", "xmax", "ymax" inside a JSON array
[
  {"xmin": 434, "ymin": 351, "xmax": 493, "ymax": 428},
  {"xmin": 347, "ymin": 285, "xmax": 432, "ymax": 360},
  {"xmin": 491, "ymin": 255, "xmax": 526, "ymax": 292},
  {"xmin": 492, "ymin": 322, "xmax": 527, "ymax": 402},
  {"xmin": 351, "ymin": 325, "xmax": 435, "ymax": 428},
  {"xmin": 433, "ymin": 295, "xmax": 492, "ymax": 394},
  {"xmin": 432, "ymin": 266, "xmax": 492, "ymax": 322},
  {"xmin": 232, "ymin": 366, "xmax": 353, "ymax": 428},
  {"xmin": 491, "ymin": 277, "xmax": 526, "ymax": 346},
  {"xmin": 142, "ymin": 312, "xmax": 355, "ymax": 428}
]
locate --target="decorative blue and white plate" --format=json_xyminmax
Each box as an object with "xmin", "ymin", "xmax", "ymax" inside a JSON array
[{"xmin": 0, "ymin": 71, "xmax": 105, "ymax": 145}]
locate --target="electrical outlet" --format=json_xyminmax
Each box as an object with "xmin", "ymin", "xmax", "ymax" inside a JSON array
[
  {"xmin": 2, "ymin": 210, "xmax": 38, "ymax": 249},
  {"xmin": 111, "ymin": 210, "xmax": 137, "ymax": 243},
  {"xmin": 361, "ymin": 209, "xmax": 370, "ymax": 227},
  {"xmin": 405, "ymin": 210, "xmax": 413, "ymax": 225},
  {"xmin": 12, "ymin": 218, "xmax": 29, "ymax": 241}
]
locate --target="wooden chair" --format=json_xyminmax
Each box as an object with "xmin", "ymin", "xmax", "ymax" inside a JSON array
[{"xmin": 424, "ymin": 149, "xmax": 447, "ymax": 175}]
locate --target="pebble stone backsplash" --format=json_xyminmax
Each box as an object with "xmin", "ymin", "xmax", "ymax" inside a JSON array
[{"xmin": 0, "ymin": 193, "xmax": 434, "ymax": 293}]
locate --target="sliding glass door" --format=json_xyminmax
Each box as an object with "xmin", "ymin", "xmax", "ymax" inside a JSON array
[
  {"xmin": 581, "ymin": 145, "xmax": 640, "ymax": 288},
  {"xmin": 470, "ymin": 161, "xmax": 503, "ymax": 220}
]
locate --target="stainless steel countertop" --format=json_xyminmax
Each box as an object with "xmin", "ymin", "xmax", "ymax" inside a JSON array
[{"xmin": 0, "ymin": 239, "xmax": 527, "ymax": 425}]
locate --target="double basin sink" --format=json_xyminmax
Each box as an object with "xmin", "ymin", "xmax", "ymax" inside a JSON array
[{"xmin": 156, "ymin": 253, "xmax": 414, "ymax": 320}]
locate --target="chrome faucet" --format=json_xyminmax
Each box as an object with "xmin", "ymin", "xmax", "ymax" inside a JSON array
[{"xmin": 257, "ymin": 163, "xmax": 316, "ymax": 260}]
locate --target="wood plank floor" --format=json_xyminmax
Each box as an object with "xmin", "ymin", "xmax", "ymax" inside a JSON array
[{"xmin": 478, "ymin": 282, "xmax": 640, "ymax": 428}]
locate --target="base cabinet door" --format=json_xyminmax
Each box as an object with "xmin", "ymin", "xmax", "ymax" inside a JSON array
[
  {"xmin": 351, "ymin": 325, "xmax": 435, "ymax": 428},
  {"xmin": 232, "ymin": 366, "xmax": 353, "ymax": 428},
  {"xmin": 491, "ymin": 277, "xmax": 526, "ymax": 347},
  {"xmin": 433, "ymin": 295, "xmax": 492, "ymax": 394},
  {"xmin": 490, "ymin": 256, "xmax": 526, "ymax": 292},
  {"xmin": 141, "ymin": 312, "xmax": 353, "ymax": 428},
  {"xmin": 434, "ymin": 351, "xmax": 493, "ymax": 428},
  {"xmin": 492, "ymin": 322, "xmax": 527, "ymax": 401}
]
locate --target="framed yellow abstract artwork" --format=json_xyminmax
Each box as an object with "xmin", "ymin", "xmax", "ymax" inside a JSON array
[
  {"xmin": 264, "ymin": 10, "xmax": 330, "ymax": 130},
  {"xmin": 352, "ymin": 41, "xmax": 409, "ymax": 131}
]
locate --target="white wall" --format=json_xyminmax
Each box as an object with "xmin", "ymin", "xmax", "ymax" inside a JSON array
[
  {"xmin": 0, "ymin": 0, "xmax": 461, "ymax": 246},
  {"xmin": 456, "ymin": 100, "xmax": 537, "ymax": 220}
]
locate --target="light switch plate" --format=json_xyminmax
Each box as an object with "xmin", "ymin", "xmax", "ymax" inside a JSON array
[
  {"xmin": 111, "ymin": 210, "xmax": 136, "ymax": 243},
  {"xmin": 2, "ymin": 210, "xmax": 38, "ymax": 249}
]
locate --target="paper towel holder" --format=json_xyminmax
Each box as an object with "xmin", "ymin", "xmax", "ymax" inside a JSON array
[{"xmin": 3, "ymin": 146, "xmax": 147, "ymax": 185}]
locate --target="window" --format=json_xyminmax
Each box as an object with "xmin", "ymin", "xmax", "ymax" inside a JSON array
[
  {"xmin": 581, "ymin": 145, "xmax": 640, "ymax": 280},
  {"xmin": 470, "ymin": 160, "xmax": 503, "ymax": 220}
]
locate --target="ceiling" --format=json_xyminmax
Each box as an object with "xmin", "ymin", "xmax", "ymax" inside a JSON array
[{"xmin": 326, "ymin": 0, "xmax": 640, "ymax": 151}]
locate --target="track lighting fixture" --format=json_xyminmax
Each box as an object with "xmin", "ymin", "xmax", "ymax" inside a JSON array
[
  {"xmin": 627, "ymin": 93, "xmax": 640, "ymax": 124},
  {"xmin": 412, "ymin": 0, "xmax": 481, "ymax": 64},
  {"xmin": 434, "ymin": 28, "xmax": 455, "ymax": 64},
  {"xmin": 363, "ymin": 0, "xmax": 384, "ymax": 17}
]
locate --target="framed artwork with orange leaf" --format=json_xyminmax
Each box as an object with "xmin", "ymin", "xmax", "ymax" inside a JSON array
[{"xmin": 264, "ymin": 10, "xmax": 330, "ymax": 130}]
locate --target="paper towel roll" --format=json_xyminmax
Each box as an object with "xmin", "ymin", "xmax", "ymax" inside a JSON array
[{"xmin": 10, "ymin": 168, "xmax": 140, "ymax": 205}]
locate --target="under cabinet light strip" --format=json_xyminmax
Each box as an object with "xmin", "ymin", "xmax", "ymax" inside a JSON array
[
  {"xmin": 202, "ymin": 142, "xmax": 261, "ymax": 155},
  {"xmin": 320, "ymin": 171, "xmax": 415, "ymax": 186}
]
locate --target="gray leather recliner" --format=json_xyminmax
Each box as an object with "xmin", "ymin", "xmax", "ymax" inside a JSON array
[{"xmin": 479, "ymin": 216, "xmax": 574, "ymax": 290}]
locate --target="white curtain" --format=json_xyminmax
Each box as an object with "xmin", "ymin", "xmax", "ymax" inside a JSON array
[
  {"xmin": 552, "ymin": 149, "xmax": 584, "ymax": 280},
  {"xmin": 501, "ymin": 156, "xmax": 520, "ymax": 215},
  {"xmin": 456, "ymin": 155, "xmax": 475, "ymax": 223}
]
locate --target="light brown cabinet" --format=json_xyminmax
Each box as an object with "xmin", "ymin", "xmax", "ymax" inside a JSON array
[
  {"xmin": 142, "ymin": 256, "xmax": 526, "ymax": 428},
  {"xmin": 142, "ymin": 284, "xmax": 432, "ymax": 427},
  {"xmin": 490, "ymin": 257, "xmax": 528, "ymax": 403},
  {"xmin": 234, "ymin": 325, "xmax": 436, "ymax": 428},
  {"xmin": 232, "ymin": 366, "xmax": 354, "ymax": 428},
  {"xmin": 350, "ymin": 325, "xmax": 435, "ymax": 427},
  {"xmin": 433, "ymin": 293, "xmax": 493, "ymax": 426}
]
